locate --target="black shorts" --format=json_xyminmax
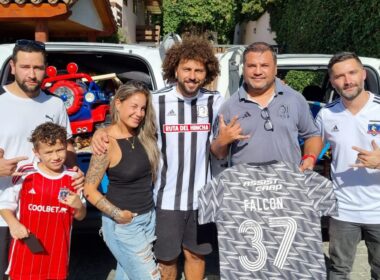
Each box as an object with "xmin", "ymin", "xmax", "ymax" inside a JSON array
[
  {"xmin": 154, "ymin": 209, "xmax": 216, "ymax": 261},
  {"xmin": 0, "ymin": 226, "xmax": 10, "ymax": 280}
]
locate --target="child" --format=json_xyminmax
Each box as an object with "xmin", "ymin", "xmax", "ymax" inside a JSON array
[{"xmin": 0, "ymin": 122, "xmax": 86, "ymax": 280}]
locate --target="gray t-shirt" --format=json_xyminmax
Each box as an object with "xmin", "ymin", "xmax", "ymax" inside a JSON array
[
  {"xmin": 214, "ymin": 78, "xmax": 319, "ymax": 165},
  {"xmin": 198, "ymin": 161, "xmax": 337, "ymax": 280}
]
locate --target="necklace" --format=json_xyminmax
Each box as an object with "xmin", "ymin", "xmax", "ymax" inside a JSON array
[{"xmin": 126, "ymin": 136, "xmax": 135, "ymax": 149}]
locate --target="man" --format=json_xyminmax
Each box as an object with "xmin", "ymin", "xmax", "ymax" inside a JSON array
[
  {"xmin": 211, "ymin": 42, "xmax": 322, "ymax": 169},
  {"xmin": 153, "ymin": 38, "xmax": 221, "ymax": 280},
  {"xmin": 91, "ymin": 38, "xmax": 222, "ymax": 280},
  {"xmin": 316, "ymin": 52, "xmax": 380, "ymax": 279},
  {"xmin": 0, "ymin": 39, "xmax": 83, "ymax": 279}
]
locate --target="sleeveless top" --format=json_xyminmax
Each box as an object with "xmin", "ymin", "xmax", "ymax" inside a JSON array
[{"xmin": 106, "ymin": 137, "xmax": 154, "ymax": 214}]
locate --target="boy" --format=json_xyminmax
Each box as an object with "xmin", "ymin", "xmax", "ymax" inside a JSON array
[{"xmin": 0, "ymin": 122, "xmax": 86, "ymax": 280}]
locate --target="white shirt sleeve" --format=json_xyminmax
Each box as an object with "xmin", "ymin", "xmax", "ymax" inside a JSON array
[{"xmin": 0, "ymin": 180, "xmax": 22, "ymax": 212}]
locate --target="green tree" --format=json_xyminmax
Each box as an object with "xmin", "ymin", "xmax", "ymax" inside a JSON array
[
  {"xmin": 163, "ymin": 0, "xmax": 237, "ymax": 43},
  {"xmin": 162, "ymin": 0, "xmax": 280, "ymax": 43},
  {"xmin": 238, "ymin": 0, "xmax": 279, "ymax": 21},
  {"xmin": 268, "ymin": 0, "xmax": 380, "ymax": 57}
]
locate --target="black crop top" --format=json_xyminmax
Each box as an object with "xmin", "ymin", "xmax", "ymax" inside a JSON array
[{"xmin": 106, "ymin": 137, "xmax": 154, "ymax": 214}]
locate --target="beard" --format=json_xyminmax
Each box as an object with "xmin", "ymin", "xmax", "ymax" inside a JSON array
[
  {"xmin": 15, "ymin": 77, "xmax": 42, "ymax": 95},
  {"xmin": 338, "ymin": 83, "xmax": 364, "ymax": 101},
  {"xmin": 176, "ymin": 79, "xmax": 204, "ymax": 97}
]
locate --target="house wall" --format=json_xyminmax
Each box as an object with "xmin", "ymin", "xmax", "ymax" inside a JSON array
[{"xmin": 236, "ymin": 12, "xmax": 277, "ymax": 45}]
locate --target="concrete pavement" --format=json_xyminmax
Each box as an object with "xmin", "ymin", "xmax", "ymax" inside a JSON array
[{"xmin": 105, "ymin": 241, "xmax": 371, "ymax": 279}]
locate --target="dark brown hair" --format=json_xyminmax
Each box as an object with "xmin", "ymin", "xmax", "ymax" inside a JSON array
[
  {"xmin": 162, "ymin": 37, "xmax": 220, "ymax": 85},
  {"xmin": 12, "ymin": 39, "xmax": 47, "ymax": 64},
  {"xmin": 30, "ymin": 122, "xmax": 67, "ymax": 149},
  {"xmin": 243, "ymin": 42, "xmax": 277, "ymax": 65},
  {"xmin": 328, "ymin": 52, "xmax": 363, "ymax": 75}
]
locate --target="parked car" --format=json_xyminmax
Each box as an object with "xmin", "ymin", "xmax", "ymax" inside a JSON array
[{"xmin": 217, "ymin": 48, "xmax": 380, "ymax": 102}]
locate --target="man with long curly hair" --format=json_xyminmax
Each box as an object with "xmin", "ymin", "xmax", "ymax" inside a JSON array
[{"xmin": 152, "ymin": 38, "xmax": 222, "ymax": 280}]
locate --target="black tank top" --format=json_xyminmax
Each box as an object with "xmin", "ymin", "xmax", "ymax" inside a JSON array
[{"xmin": 106, "ymin": 137, "xmax": 154, "ymax": 214}]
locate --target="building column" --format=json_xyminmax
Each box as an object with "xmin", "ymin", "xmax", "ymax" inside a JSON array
[{"xmin": 35, "ymin": 21, "xmax": 49, "ymax": 42}]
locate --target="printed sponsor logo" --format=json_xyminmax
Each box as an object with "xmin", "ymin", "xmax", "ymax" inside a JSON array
[
  {"xmin": 28, "ymin": 204, "xmax": 67, "ymax": 213},
  {"xmin": 28, "ymin": 188, "xmax": 36, "ymax": 195},
  {"xmin": 163, "ymin": 123, "xmax": 210, "ymax": 133},
  {"xmin": 166, "ymin": 109, "xmax": 176, "ymax": 116},
  {"xmin": 45, "ymin": 114, "xmax": 54, "ymax": 122}
]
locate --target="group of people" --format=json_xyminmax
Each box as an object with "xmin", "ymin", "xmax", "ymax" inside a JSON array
[{"xmin": 0, "ymin": 37, "xmax": 379, "ymax": 280}]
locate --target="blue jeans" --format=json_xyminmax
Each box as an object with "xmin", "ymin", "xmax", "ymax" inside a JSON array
[
  {"xmin": 101, "ymin": 209, "xmax": 160, "ymax": 280},
  {"xmin": 328, "ymin": 218, "xmax": 380, "ymax": 280}
]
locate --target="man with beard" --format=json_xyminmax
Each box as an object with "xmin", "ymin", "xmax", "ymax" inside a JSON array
[
  {"xmin": 91, "ymin": 38, "xmax": 222, "ymax": 280},
  {"xmin": 0, "ymin": 40, "xmax": 82, "ymax": 279},
  {"xmin": 316, "ymin": 52, "xmax": 380, "ymax": 279},
  {"xmin": 152, "ymin": 38, "xmax": 222, "ymax": 280}
]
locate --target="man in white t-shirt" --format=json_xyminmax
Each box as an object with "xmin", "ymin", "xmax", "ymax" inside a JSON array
[
  {"xmin": 316, "ymin": 52, "xmax": 380, "ymax": 279},
  {"xmin": 0, "ymin": 40, "xmax": 83, "ymax": 280}
]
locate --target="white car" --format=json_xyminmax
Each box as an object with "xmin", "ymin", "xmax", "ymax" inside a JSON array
[{"xmin": 217, "ymin": 48, "xmax": 380, "ymax": 103}]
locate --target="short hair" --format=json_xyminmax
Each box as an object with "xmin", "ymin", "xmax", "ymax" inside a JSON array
[
  {"xmin": 30, "ymin": 122, "xmax": 67, "ymax": 149},
  {"xmin": 162, "ymin": 37, "xmax": 220, "ymax": 85},
  {"xmin": 12, "ymin": 39, "xmax": 47, "ymax": 64},
  {"xmin": 328, "ymin": 52, "xmax": 363, "ymax": 75},
  {"xmin": 243, "ymin": 42, "xmax": 277, "ymax": 65}
]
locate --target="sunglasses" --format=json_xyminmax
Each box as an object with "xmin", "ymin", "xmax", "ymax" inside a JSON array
[
  {"xmin": 261, "ymin": 107, "xmax": 274, "ymax": 131},
  {"xmin": 15, "ymin": 39, "xmax": 45, "ymax": 50}
]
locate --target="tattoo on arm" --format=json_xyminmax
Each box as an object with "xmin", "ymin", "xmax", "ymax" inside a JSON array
[
  {"xmin": 95, "ymin": 197, "xmax": 120, "ymax": 219},
  {"xmin": 85, "ymin": 153, "xmax": 109, "ymax": 187}
]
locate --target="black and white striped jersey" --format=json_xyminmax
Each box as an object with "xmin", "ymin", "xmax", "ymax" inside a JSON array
[
  {"xmin": 153, "ymin": 85, "xmax": 223, "ymax": 210},
  {"xmin": 198, "ymin": 161, "xmax": 337, "ymax": 280}
]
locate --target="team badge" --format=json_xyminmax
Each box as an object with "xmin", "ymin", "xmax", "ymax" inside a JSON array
[
  {"xmin": 197, "ymin": 105, "xmax": 208, "ymax": 118},
  {"xmin": 278, "ymin": 105, "xmax": 289, "ymax": 119},
  {"xmin": 58, "ymin": 187, "xmax": 70, "ymax": 201},
  {"xmin": 368, "ymin": 123, "xmax": 380, "ymax": 136}
]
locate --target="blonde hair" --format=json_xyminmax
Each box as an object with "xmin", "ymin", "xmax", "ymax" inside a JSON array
[{"xmin": 110, "ymin": 81, "xmax": 160, "ymax": 181}]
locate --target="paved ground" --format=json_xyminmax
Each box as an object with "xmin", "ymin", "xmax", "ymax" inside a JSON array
[
  {"xmin": 68, "ymin": 230, "xmax": 371, "ymax": 280},
  {"xmin": 104, "ymin": 241, "xmax": 371, "ymax": 280},
  {"xmin": 324, "ymin": 241, "xmax": 370, "ymax": 280}
]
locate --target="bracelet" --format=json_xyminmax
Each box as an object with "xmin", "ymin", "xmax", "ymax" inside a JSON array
[
  {"xmin": 302, "ymin": 154, "xmax": 317, "ymax": 164},
  {"xmin": 110, "ymin": 207, "xmax": 121, "ymax": 220}
]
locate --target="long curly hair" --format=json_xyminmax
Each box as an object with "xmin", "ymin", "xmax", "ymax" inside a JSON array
[
  {"xmin": 110, "ymin": 81, "xmax": 160, "ymax": 181},
  {"xmin": 162, "ymin": 37, "xmax": 220, "ymax": 86}
]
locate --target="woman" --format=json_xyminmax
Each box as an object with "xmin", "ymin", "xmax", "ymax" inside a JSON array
[{"xmin": 84, "ymin": 81, "xmax": 160, "ymax": 280}]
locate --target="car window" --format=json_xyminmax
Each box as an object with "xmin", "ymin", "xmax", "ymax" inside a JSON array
[{"xmin": 277, "ymin": 69, "xmax": 327, "ymax": 103}]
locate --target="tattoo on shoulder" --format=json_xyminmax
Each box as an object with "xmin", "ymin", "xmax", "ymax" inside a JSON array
[{"xmin": 85, "ymin": 153, "xmax": 109, "ymax": 185}]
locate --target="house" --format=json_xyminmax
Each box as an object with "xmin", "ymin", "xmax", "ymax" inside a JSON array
[
  {"xmin": 0, "ymin": 0, "xmax": 161, "ymax": 43},
  {"xmin": 110, "ymin": 0, "xmax": 161, "ymax": 44},
  {"xmin": 234, "ymin": 12, "xmax": 277, "ymax": 46}
]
